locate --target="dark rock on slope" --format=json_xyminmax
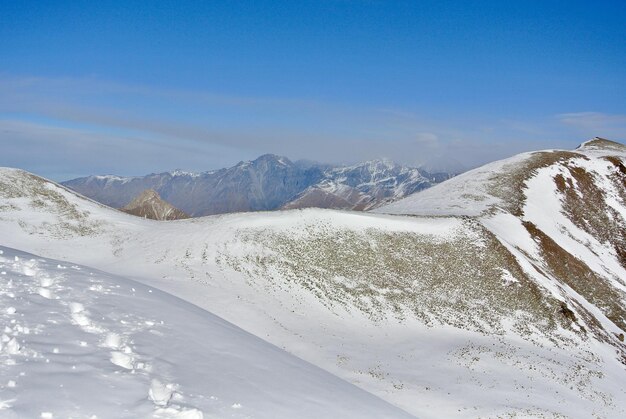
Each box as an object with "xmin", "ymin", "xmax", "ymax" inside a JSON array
[{"xmin": 121, "ymin": 189, "xmax": 189, "ymax": 220}]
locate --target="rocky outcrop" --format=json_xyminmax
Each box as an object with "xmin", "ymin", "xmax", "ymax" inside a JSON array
[{"xmin": 121, "ymin": 189, "xmax": 189, "ymax": 220}]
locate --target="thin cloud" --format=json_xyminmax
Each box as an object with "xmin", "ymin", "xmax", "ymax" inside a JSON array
[
  {"xmin": 1, "ymin": 74, "xmax": 614, "ymax": 179},
  {"xmin": 0, "ymin": 119, "xmax": 250, "ymax": 180},
  {"xmin": 557, "ymin": 112, "xmax": 626, "ymax": 139}
]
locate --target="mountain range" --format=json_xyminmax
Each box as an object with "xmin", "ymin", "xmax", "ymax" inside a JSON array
[
  {"xmin": 62, "ymin": 155, "xmax": 450, "ymax": 216},
  {"xmin": 0, "ymin": 137, "xmax": 625, "ymax": 418}
]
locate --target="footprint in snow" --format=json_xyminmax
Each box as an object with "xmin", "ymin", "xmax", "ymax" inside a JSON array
[
  {"xmin": 152, "ymin": 407, "xmax": 204, "ymax": 418},
  {"xmin": 67, "ymin": 302, "xmax": 103, "ymax": 333},
  {"xmin": 103, "ymin": 332, "xmax": 122, "ymax": 349},
  {"xmin": 39, "ymin": 276, "xmax": 55, "ymax": 287},
  {"xmin": 37, "ymin": 288, "xmax": 55, "ymax": 299},
  {"xmin": 149, "ymin": 379, "xmax": 204, "ymax": 419},
  {"xmin": 18, "ymin": 259, "xmax": 38, "ymax": 277},
  {"xmin": 2, "ymin": 337, "xmax": 21, "ymax": 355},
  {"xmin": 149, "ymin": 379, "xmax": 173, "ymax": 407},
  {"xmin": 110, "ymin": 350, "xmax": 135, "ymax": 370},
  {"xmin": 69, "ymin": 302, "xmax": 84, "ymax": 314}
]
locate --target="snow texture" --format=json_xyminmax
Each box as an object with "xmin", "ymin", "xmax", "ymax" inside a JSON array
[{"xmin": 0, "ymin": 246, "xmax": 412, "ymax": 418}]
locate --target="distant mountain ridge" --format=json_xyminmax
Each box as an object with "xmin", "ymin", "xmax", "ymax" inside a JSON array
[
  {"xmin": 284, "ymin": 159, "xmax": 449, "ymax": 210},
  {"xmin": 62, "ymin": 154, "xmax": 450, "ymax": 216}
]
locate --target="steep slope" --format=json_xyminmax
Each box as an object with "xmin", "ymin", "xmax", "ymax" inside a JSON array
[
  {"xmin": 377, "ymin": 137, "xmax": 626, "ymax": 343},
  {"xmin": 0, "ymin": 246, "xmax": 413, "ymax": 419},
  {"xmin": 63, "ymin": 156, "xmax": 445, "ymax": 216},
  {"xmin": 122, "ymin": 189, "xmax": 189, "ymax": 220},
  {"xmin": 1, "ymin": 140, "xmax": 626, "ymax": 418}
]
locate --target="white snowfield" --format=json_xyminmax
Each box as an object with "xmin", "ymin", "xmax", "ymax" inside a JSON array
[
  {"xmin": 0, "ymin": 246, "xmax": 413, "ymax": 419},
  {"xmin": 0, "ymin": 138, "xmax": 626, "ymax": 418}
]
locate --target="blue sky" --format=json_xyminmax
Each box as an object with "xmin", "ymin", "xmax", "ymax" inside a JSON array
[{"xmin": 1, "ymin": 0, "xmax": 625, "ymax": 179}]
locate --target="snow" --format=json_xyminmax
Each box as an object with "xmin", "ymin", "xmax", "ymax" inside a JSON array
[
  {"xmin": 378, "ymin": 138, "xmax": 626, "ymax": 219},
  {"xmin": 523, "ymin": 160, "xmax": 626, "ymax": 288},
  {"xmin": 374, "ymin": 152, "xmax": 532, "ymax": 216},
  {"xmin": 169, "ymin": 169, "xmax": 200, "ymax": 178},
  {"xmin": 1, "ymin": 144, "xmax": 626, "ymax": 418},
  {"xmin": 93, "ymin": 174, "xmax": 128, "ymax": 182},
  {"xmin": 0, "ymin": 246, "xmax": 413, "ymax": 418}
]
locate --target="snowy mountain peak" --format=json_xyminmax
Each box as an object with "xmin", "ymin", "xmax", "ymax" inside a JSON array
[
  {"xmin": 93, "ymin": 174, "xmax": 128, "ymax": 182},
  {"xmin": 251, "ymin": 154, "xmax": 294, "ymax": 167},
  {"xmin": 168, "ymin": 169, "xmax": 200, "ymax": 177},
  {"xmin": 577, "ymin": 137, "xmax": 626, "ymax": 153},
  {"xmin": 361, "ymin": 157, "xmax": 399, "ymax": 170},
  {"xmin": 234, "ymin": 154, "xmax": 294, "ymax": 169},
  {"xmin": 127, "ymin": 188, "xmax": 161, "ymax": 203},
  {"xmin": 378, "ymin": 138, "xmax": 626, "ymax": 217}
]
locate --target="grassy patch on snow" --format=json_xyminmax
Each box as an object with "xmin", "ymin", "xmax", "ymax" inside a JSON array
[{"xmin": 219, "ymin": 219, "xmax": 579, "ymax": 341}]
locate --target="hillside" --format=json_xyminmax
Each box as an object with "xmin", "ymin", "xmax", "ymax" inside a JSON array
[
  {"xmin": 62, "ymin": 155, "xmax": 444, "ymax": 216},
  {"xmin": 0, "ymin": 138, "xmax": 625, "ymax": 417},
  {"xmin": 122, "ymin": 189, "xmax": 189, "ymax": 220},
  {"xmin": 376, "ymin": 137, "xmax": 626, "ymax": 338},
  {"xmin": 0, "ymin": 246, "xmax": 412, "ymax": 418}
]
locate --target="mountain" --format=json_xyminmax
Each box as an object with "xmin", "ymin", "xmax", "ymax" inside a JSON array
[
  {"xmin": 283, "ymin": 159, "xmax": 443, "ymax": 210},
  {"xmin": 62, "ymin": 155, "xmax": 446, "ymax": 216},
  {"xmin": 1, "ymin": 137, "xmax": 625, "ymax": 417},
  {"xmin": 122, "ymin": 189, "xmax": 189, "ymax": 220},
  {"xmin": 375, "ymin": 136, "xmax": 626, "ymax": 341}
]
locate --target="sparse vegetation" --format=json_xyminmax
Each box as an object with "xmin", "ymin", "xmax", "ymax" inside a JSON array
[
  {"xmin": 556, "ymin": 161, "xmax": 626, "ymax": 270},
  {"xmin": 218, "ymin": 220, "xmax": 577, "ymax": 341},
  {"xmin": 487, "ymin": 151, "xmax": 582, "ymax": 217},
  {"xmin": 0, "ymin": 170, "xmax": 103, "ymax": 238}
]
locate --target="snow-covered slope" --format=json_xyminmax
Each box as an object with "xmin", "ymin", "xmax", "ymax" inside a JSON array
[
  {"xmin": 376, "ymin": 138, "xmax": 626, "ymax": 340},
  {"xmin": 1, "ymin": 138, "xmax": 626, "ymax": 418},
  {"xmin": 122, "ymin": 189, "xmax": 189, "ymax": 220},
  {"xmin": 0, "ymin": 246, "xmax": 413, "ymax": 419},
  {"xmin": 378, "ymin": 138, "xmax": 625, "ymax": 218}
]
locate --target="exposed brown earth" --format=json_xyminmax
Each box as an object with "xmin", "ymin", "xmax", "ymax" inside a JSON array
[{"xmin": 121, "ymin": 189, "xmax": 189, "ymax": 221}]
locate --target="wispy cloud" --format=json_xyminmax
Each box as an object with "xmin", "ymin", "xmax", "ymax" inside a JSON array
[
  {"xmin": 1, "ymin": 74, "xmax": 617, "ymax": 179},
  {"xmin": 557, "ymin": 112, "xmax": 626, "ymax": 139},
  {"xmin": 0, "ymin": 119, "xmax": 250, "ymax": 180}
]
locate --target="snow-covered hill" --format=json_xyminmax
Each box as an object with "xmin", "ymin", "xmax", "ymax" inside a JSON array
[
  {"xmin": 1, "ymin": 138, "xmax": 626, "ymax": 418},
  {"xmin": 0, "ymin": 246, "xmax": 413, "ymax": 419},
  {"xmin": 376, "ymin": 137, "xmax": 626, "ymax": 337}
]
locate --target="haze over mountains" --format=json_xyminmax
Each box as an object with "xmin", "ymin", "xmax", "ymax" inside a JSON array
[
  {"xmin": 62, "ymin": 154, "xmax": 451, "ymax": 216},
  {"xmin": 1, "ymin": 138, "xmax": 625, "ymax": 418}
]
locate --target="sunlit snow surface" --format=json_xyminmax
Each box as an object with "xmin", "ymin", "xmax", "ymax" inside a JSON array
[
  {"xmin": 1, "ymin": 139, "xmax": 626, "ymax": 418},
  {"xmin": 0, "ymin": 247, "xmax": 412, "ymax": 419}
]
